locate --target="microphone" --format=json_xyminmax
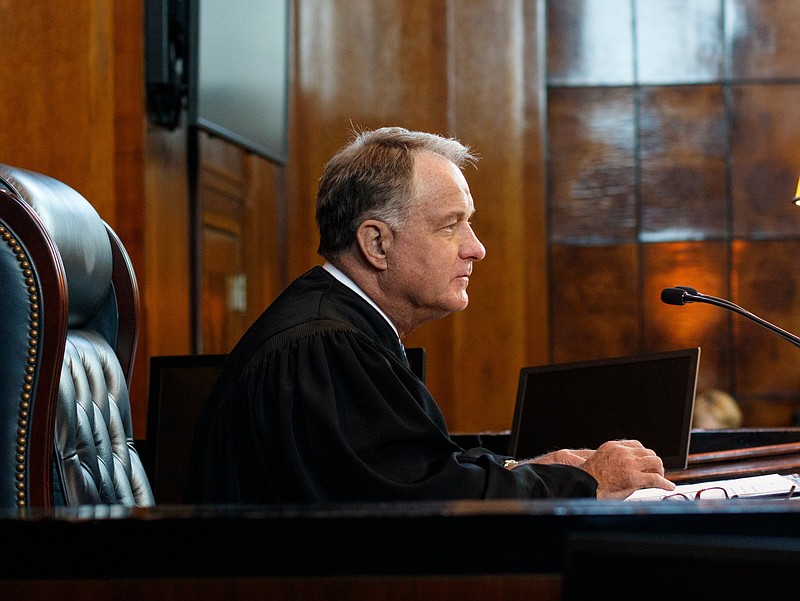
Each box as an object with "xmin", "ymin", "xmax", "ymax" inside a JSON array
[{"xmin": 661, "ymin": 286, "xmax": 800, "ymax": 349}]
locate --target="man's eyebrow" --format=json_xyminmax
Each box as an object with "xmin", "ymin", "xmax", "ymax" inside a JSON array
[{"xmin": 442, "ymin": 210, "xmax": 471, "ymax": 222}]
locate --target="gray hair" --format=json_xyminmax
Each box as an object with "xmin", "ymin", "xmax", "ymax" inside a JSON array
[{"xmin": 316, "ymin": 126, "xmax": 476, "ymax": 259}]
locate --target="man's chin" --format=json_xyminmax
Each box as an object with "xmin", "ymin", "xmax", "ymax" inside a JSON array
[{"xmin": 448, "ymin": 295, "xmax": 470, "ymax": 313}]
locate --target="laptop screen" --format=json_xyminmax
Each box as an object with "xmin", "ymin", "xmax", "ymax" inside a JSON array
[{"xmin": 507, "ymin": 348, "xmax": 700, "ymax": 470}]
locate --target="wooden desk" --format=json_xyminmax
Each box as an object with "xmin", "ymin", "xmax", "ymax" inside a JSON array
[
  {"xmin": 668, "ymin": 428, "xmax": 800, "ymax": 483},
  {"xmin": 8, "ymin": 429, "xmax": 800, "ymax": 600},
  {"xmin": 2, "ymin": 497, "xmax": 800, "ymax": 599}
]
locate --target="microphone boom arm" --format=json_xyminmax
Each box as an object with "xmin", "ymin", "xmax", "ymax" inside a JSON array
[{"xmin": 661, "ymin": 286, "xmax": 800, "ymax": 349}]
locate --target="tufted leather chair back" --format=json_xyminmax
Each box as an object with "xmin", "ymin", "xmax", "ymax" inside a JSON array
[{"xmin": 0, "ymin": 164, "xmax": 154, "ymax": 508}]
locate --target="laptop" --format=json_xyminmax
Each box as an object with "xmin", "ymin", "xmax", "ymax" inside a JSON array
[
  {"xmin": 145, "ymin": 354, "xmax": 227, "ymax": 504},
  {"xmin": 507, "ymin": 347, "xmax": 700, "ymax": 470}
]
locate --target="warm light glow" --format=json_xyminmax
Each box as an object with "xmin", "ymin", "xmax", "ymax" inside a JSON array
[{"xmin": 794, "ymin": 175, "xmax": 800, "ymax": 206}]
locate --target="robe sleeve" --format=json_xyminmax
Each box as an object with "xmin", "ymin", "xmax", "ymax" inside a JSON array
[{"xmin": 195, "ymin": 324, "xmax": 597, "ymax": 503}]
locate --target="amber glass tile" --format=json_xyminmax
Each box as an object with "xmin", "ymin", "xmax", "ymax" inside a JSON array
[
  {"xmin": 732, "ymin": 240, "xmax": 800, "ymax": 396},
  {"xmin": 546, "ymin": 0, "xmax": 634, "ymax": 86},
  {"xmin": 642, "ymin": 241, "xmax": 731, "ymax": 393},
  {"xmin": 639, "ymin": 85, "xmax": 728, "ymax": 241},
  {"xmin": 729, "ymin": 84, "xmax": 800, "ymax": 238},
  {"xmin": 727, "ymin": 0, "xmax": 800, "ymax": 80},
  {"xmin": 550, "ymin": 244, "xmax": 640, "ymax": 363},
  {"xmin": 636, "ymin": 0, "xmax": 723, "ymax": 84},
  {"xmin": 548, "ymin": 87, "xmax": 636, "ymax": 244}
]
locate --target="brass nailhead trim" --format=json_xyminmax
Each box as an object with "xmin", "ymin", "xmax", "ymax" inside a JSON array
[{"xmin": 0, "ymin": 224, "xmax": 39, "ymax": 508}]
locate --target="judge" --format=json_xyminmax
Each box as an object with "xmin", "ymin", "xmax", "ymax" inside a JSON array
[{"xmin": 189, "ymin": 126, "xmax": 675, "ymax": 503}]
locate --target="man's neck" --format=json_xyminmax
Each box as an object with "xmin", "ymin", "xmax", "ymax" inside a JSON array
[{"xmin": 323, "ymin": 261, "xmax": 401, "ymax": 338}]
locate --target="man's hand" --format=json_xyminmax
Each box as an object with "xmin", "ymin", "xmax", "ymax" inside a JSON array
[
  {"xmin": 577, "ymin": 439, "xmax": 675, "ymax": 499},
  {"xmin": 528, "ymin": 448, "xmax": 594, "ymax": 468},
  {"xmin": 504, "ymin": 440, "xmax": 675, "ymax": 499}
]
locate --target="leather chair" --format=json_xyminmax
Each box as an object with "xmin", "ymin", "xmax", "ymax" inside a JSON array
[{"xmin": 0, "ymin": 164, "xmax": 154, "ymax": 508}]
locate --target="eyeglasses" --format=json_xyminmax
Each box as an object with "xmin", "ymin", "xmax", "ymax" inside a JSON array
[
  {"xmin": 662, "ymin": 485, "xmax": 797, "ymax": 501},
  {"xmin": 663, "ymin": 486, "xmax": 730, "ymax": 501}
]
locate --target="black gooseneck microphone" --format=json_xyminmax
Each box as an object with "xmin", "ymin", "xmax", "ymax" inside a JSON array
[{"xmin": 660, "ymin": 286, "xmax": 800, "ymax": 349}]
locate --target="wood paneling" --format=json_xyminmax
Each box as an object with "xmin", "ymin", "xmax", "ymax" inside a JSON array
[
  {"xmin": 196, "ymin": 131, "xmax": 285, "ymax": 355},
  {"xmin": 143, "ymin": 122, "xmax": 192, "ymax": 359},
  {"xmin": 290, "ymin": 0, "xmax": 450, "ymax": 278},
  {"xmin": 291, "ymin": 0, "xmax": 547, "ymax": 431},
  {"xmin": 0, "ymin": 0, "xmax": 153, "ymax": 435},
  {"xmin": 0, "ymin": 2, "xmax": 115, "ymax": 210},
  {"xmin": 547, "ymin": 0, "xmax": 634, "ymax": 86},
  {"xmin": 727, "ymin": 0, "xmax": 800, "ymax": 80},
  {"xmin": 1, "ymin": 576, "xmax": 562, "ymax": 601},
  {"xmin": 635, "ymin": 0, "xmax": 723, "ymax": 84},
  {"xmin": 550, "ymin": 244, "xmax": 640, "ymax": 363},
  {"xmin": 112, "ymin": 0, "xmax": 148, "ymax": 429},
  {"xmin": 639, "ymin": 85, "xmax": 728, "ymax": 241},
  {"xmin": 443, "ymin": 0, "xmax": 541, "ymax": 427},
  {"xmin": 548, "ymin": 87, "xmax": 637, "ymax": 244},
  {"xmin": 545, "ymin": 0, "xmax": 800, "ymax": 428},
  {"xmin": 733, "ymin": 240, "xmax": 800, "ymax": 402},
  {"xmin": 5, "ymin": 0, "xmax": 800, "ymax": 442},
  {"xmin": 243, "ymin": 153, "xmax": 285, "ymax": 326},
  {"xmin": 730, "ymin": 84, "xmax": 800, "ymax": 238},
  {"xmin": 521, "ymin": 1, "xmax": 552, "ymax": 372}
]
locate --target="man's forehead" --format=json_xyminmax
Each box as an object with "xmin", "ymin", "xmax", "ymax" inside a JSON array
[{"xmin": 413, "ymin": 151, "xmax": 469, "ymax": 197}]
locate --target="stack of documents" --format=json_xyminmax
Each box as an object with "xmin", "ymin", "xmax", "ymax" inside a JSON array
[{"xmin": 625, "ymin": 473, "xmax": 800, "ymax": 501}]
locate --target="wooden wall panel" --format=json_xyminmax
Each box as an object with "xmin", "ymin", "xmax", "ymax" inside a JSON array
[
  {"xmin": 445, "ymin": 0, "xmax": 541, "ymax": 428},
  {"xmin": 0, "ymin": 0, "xmax": 154, "ymax": 435},
  {"xmin": 521, "ymin": 1, "xmax": 552, "ymax": 372},
  {"xmin": 290, "ymin": 0, "xmax": 456, "ymax": 421},
  {"xmin": 732, "ymin": 240, "xmax": 800, "ymax": 397},
  {"xmin": 291, "ymin": 0, "xmax": 547, "ymax": 431},
  {"xmin": 546, "ymin": 0, "xmax": 634, "ymax": 86},
  {"xmin": 636, "ymin": 0, "xmax": 723, "ymax": 84},
  {"xmin": 730, "ymin": 84, "xmax": 800, "ymax": 238},
  {"xmin": 550, "ymin": 244, "xmax": 640, "ymax": 363},
  {"xmin": 112, "ymin": 0, "xmax": 148, "ymax": 429},
  {"xmin": 727, "ymin": 0, "xmax": 800, "ymax": 80},
  {"xmin": 639, "ymin": 85, "xmax": 727, "ymax": 241},
  {"xmin": 733, "ymin": 239, "xmax": 800, "ymax": 426},
  {"xmin": 243, "ymin": 153, "xmax": 286, "ymax": 326},
  {"xmin": 0, "ymin": 2, "xmax": 115, "ymax": 215},
  {"xmin": 143, "ymin": 123, "xmax": 192, "ymax": 359},
  {"xmin": 545, "ymin": 0, "xmax": 800, "ymax": 427},
  {"xmin": 290, "ymin": 0, "xmax": 450, "ymax": 278},
  {"xmin": 196, "ymin": 132, "xmax": 285, "ymax": 355},
  {"xmin": 198, "ymin": 133, "xmax": 247, "ymax": 353},
  {"xmin": 547, "ymin": 88, "xmax": 637, "ymax": 244},
  {"xmin": 6, "ymin": 0, "xmax": 800, "ymax": 442}
]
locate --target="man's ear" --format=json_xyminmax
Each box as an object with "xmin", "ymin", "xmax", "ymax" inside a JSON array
[{"xmin": 356, "ymin": 219, "xmax": 392, "ymax": 269}]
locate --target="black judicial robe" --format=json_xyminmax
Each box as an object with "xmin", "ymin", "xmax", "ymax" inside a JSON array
[{"xmin": 190, "ymin": 266, "xmax": 598, "ymax": 503}]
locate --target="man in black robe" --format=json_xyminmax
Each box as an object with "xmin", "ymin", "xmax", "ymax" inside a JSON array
[{"xmin": 190, "ymin": 127, "xmax": 675, "ymax": 503}]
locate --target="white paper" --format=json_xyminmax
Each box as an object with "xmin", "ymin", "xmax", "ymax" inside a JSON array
[{"xmin": 625, "ymin": 473, "xmax": 800, "ymax": 502}]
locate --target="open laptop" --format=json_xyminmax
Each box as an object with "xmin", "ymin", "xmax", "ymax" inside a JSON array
[{"xmin": 507, "ymin": 347, "xmax": 700, "ymax": 470}]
